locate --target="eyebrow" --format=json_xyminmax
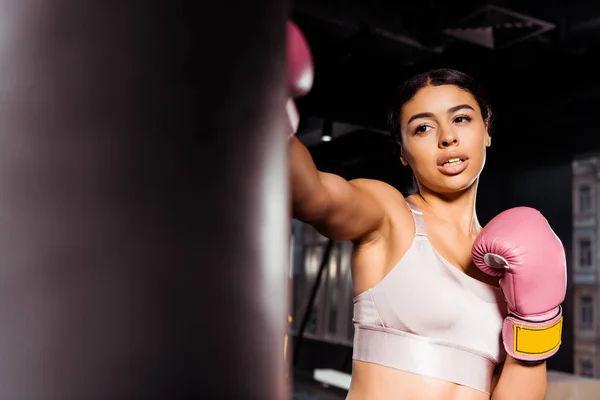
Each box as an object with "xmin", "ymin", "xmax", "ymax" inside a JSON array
[{"xmin": 406, "ymin": 104, "xmax": 475, "ymax": 125}]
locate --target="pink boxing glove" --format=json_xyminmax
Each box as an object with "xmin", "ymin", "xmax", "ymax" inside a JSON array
[
  {"xmin": 286, "ymin": 21, "xmax": 313, "ymax": 136},
  {"xmin": 472, "ymin": 207, "xmax": 567, "ymax": 363}
]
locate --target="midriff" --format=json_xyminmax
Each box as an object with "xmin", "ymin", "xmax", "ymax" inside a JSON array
[{"xmin": 346, "ymin": 360, "xmax": 492, "ymax": 400}]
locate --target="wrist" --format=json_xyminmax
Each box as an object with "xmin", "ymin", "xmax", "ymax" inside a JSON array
[
  {"xmin": 508, "ymin": 306, "xmax": 561, "ymax": 323},
  {"xmin": 502, "ymin": 306, "xmax": 563, "ymax": 363},
  {"xmin": 514, "ymin": 357, "xmax": 546, "ymax": 367}
]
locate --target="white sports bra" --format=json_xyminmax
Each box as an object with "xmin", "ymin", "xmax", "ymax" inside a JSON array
[{"xmin": 352, "ymin": 197, "xmax": 507, "ymax": 394}]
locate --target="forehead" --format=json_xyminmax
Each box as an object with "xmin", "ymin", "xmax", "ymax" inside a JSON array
[{"xmin": 401, "ymin": 84, "xmax": 480, "ymax": 122}]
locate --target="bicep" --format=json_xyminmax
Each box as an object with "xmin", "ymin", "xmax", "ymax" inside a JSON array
[{"xmin": 306, "ymin": 174, "xmax": 388, "ymax": 242}]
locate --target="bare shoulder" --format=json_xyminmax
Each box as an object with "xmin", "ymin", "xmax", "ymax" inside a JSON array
[
  {"xmin": 348, "ymin": 178, "xmax": 414, "ymax": 229},
  {"xmin": 348, "ymin": 178, "xmax": 403, "ymax": 200}
]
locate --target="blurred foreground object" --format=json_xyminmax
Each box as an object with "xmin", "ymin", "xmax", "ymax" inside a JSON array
[
  {"xmin": 286, "ymin": 20, "xmax": 314, "ymax": 135},
  {"xmin": 0, "ymin": 0, "xmax": 289, "ymax": 399}
]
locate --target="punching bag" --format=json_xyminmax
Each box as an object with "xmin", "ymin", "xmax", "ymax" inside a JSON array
[{"xmin": 0, "ymin": 1, "xmax": 289, "ymax": 399}]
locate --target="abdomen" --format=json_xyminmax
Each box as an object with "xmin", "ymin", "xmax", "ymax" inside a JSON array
[{"xmin": 347, "ymin": 361, "xmax": 491, "ymax": 400}]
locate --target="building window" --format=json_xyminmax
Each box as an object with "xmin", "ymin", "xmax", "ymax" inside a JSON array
[
  {"xmin": 579, "ymin": 356, "xmax": 594, "ymax": 378},
  {"xmin": 580, "ymin": 239, "xmax": 592, "ymax": 268},
  {"xmin": 580, "ymin": 185, "xmax": 592, "ymax": 214},
  {"xmin": 580, "ymin": 295, "xmax": 594, "ymax": 330}
]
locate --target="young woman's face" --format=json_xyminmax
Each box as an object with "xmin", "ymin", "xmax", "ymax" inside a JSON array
[{"xmin": 399, "ymin": 84, "xmax": 491, "ymax": 194}]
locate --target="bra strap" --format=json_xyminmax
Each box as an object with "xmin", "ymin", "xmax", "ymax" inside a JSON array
[{"xmin": 405, "ymin": 197, "xmax": 427, "ymax": 237}]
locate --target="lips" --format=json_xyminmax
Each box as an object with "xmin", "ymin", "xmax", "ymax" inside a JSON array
[
  {"xmin": 437, "ymin": 152, "xmax": 469, "ymax": 166},
  {"xmin": 437, "ymin": 152, "xmax": 469, "ymax": 176}
]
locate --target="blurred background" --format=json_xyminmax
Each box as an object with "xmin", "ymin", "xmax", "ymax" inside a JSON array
[{"xmin": 288, "ymin": 0, "xmax": 600, "ymax": 398}]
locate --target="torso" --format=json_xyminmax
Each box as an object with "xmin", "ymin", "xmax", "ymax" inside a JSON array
[
  {"xmin": 348, "ymin": 190, "xmax": 501, "ymax": 400},
  {"xmin": 348, "ymin": 362, "xmax": 494, "ymax": 400}
]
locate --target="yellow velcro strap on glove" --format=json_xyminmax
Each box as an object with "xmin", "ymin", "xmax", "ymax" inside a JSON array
[{"xmin": 513, "ymin": 316, "xmax": 562, "ymax": 357}]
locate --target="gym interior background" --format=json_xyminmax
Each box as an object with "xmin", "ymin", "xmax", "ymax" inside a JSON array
[
  {"xmin": 290, "ymin": 0, "xmax": 600, "ymax": 396},
  {"xmin": 1, "ymin": 0, "xmax": 599, "ymax": 399}
]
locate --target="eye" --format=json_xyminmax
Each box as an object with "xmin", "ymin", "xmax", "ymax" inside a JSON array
[
  {"xmin": 414, "ymin": 124, "xmax": 432, "ymax": 134},
  {"xmin": 454, "ymin": 115, "xmax": 472, "ymax": 124}
]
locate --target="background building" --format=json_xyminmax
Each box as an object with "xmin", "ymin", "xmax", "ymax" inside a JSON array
[{"xmin": 573, "ymin": 153, "xmax": 600, "ymax": 378}]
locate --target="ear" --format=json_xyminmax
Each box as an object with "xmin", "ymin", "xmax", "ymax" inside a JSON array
[
  {"xmin": 485, "ymin": 129, "xmax": 491, "ymax": 147},
  {"xmin": 400, "ymin": 154, "xmax": 408, "ymax": 166}
]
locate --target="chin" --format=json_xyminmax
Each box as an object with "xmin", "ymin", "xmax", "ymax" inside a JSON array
[
  {"xmin": 424, "ymin": 172, "xmax": 480, "ymax": 194},
  {"xmin": 416, "ymin": 160, "xmax": 485, "ymax": 194}
]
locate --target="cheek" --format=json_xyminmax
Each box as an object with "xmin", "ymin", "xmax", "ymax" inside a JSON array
[
  {"xmin": 477, "ymin": 136, "xmax": 490, "ymax": 155},
  {"xmin": 404, "ymin": 150, "xmax": 434, "ymax": 177},
  {"xmin": 463, "ymin": 128, "xmax": 488, "ymax": 152},
  {"xmin": 404, "ymin": 139, "xmax": 436, "ymax": 165}
]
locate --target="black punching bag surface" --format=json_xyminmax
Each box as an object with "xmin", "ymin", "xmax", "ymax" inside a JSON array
[{"xmin": 0, "ymin": 1, "xmax": 289, "ymax": 399}]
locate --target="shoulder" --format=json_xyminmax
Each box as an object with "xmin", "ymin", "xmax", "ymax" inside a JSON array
[
  {"xmin": 348, "ymin": 178, "xmax": 414, "ymax": 229},
  {"xmin": 348, "ymin": 178, "xmax": 404, "ymax": 200}
]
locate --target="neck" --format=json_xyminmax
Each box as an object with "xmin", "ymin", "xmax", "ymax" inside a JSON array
[{"xmin": 415, "ymin": 180, "xmax": 481, "ymax": 236}]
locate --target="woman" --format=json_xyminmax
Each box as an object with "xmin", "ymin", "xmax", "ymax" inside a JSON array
[{"xmin": 290, "ymin": 68, "xmax": 564, "ymax": 400}]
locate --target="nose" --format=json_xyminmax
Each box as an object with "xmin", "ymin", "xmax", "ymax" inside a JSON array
[{"xmin": 438, "ymin": 128, "xmax": 458, "ymax": 148}]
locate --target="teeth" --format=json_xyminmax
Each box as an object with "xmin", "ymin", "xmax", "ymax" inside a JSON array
[{"xmin": 443, "ymin": 158, "xmax": 463, "ymax": 166}]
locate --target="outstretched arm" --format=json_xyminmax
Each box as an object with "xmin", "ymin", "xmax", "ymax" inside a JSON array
[{"xmin": 290, "ymin": 136, "xmax": 389, "ymax": 242}]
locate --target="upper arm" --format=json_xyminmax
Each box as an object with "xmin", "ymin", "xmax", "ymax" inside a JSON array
[{"xmin": 294, "ymin": 173, "xmax": 393, "ymax": 242}]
